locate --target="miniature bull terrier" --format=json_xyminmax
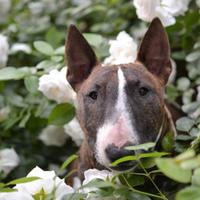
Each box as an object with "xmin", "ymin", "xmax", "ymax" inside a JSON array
[{"xmin": 65, "ymin": 18, "xmax": 178, "ymax": 182}]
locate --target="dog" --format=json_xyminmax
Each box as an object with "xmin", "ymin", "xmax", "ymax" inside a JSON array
[{"xmin": 65, "ymin": 18, "xmax": 180, "ymax": 183}]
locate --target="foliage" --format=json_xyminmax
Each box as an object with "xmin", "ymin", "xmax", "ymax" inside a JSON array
[{"xmin": 0, "ymin": 0, "xmax": 200, "ymax": 199}]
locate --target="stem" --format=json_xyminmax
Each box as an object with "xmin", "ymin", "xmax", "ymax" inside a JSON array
[
  {"xmin": 138, "ymin": 160, "xmax": 168, "ymax": 200},
  {"xmin": 121, "ymin": 174, "xmax": 164, "ymax": 199},
  {"xmin": 149, "ymin": 170, "xmax": 161, "ymax": 175},
  {"xmin": 129, "ymin": 172, "xmax": 148, "ymax": 176}
]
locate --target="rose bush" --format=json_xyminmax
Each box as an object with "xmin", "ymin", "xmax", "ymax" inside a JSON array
[{"xmin": 0, "ymin": 0, "xmax": 200, "ymax": 199}]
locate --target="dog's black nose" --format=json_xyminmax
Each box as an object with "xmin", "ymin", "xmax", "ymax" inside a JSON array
[
  {"xmin": 105, "ymin": 144, "xmax": 133, "ymax": 162},
  {"xmin": 105, "ymin": 144, "xmax": 136, "ymax": 170}
]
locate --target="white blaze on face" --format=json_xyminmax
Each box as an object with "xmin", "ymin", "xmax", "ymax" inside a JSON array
[{"xmin": 95, "ymin": 67, "xmax": 138, "ymax": 167}]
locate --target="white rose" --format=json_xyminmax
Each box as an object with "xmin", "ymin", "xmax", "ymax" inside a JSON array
[
  {"xmin": 134, "ymin": 0, "xmax": 160, "ymax": 22},
  {"xmin": 38, "ymin": 125, "xmax": 67, "ymax": 146},
  {"xmin": 15, "ymin": 166, "xmax": 74, "ymax": 199},
  {"xmin": 133, "ymin": 0, "xmax": 191, "ymax": 27},
  {"xmin": 64, "ymin": 117, "xmax": 84, "ymax": 146},
  {"xmin": 10, "ymin": 43, "xmax": 32, "ymax": 54},
  {"xmin": 38, "ymin": 67, "xmax": 76, "ymax": 103},
  {"xmin": 83, "ymin": 169, "xmax": 114, "ymax": 185},
  {"xmin": 0, "ymin": 148, "xmax": 20, "ymax": 175},
  {"xmin": 162, "ymin": 0, "xmax": 191, "ymax": 16},
  {"xmin": 104, "ymin": 31, "xmax": 137, "ymax": 65},
  {"xmin": 0, "ymin": 34, "xmax": 9, "ymax": 68},
  {"xmin": 0, "ymin": 191, "xmax": 33, "ymax": 200},
  {"xmin": 82, "ymin": 169, "xmax": 115, "ymax": 195}
]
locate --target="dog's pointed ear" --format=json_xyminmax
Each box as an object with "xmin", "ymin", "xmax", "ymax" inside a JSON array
[
  {"xmin": 65, "ymin": 25, "xmax": 98, "ymax": 91},
  {"xmin": 137, "ymin": 18, "xmax": 172, "ymax": 85}
]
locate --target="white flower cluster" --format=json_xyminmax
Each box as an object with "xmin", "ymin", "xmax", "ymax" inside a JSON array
[
  {"xmin": 104, "ymin": 31, "xmax": 137, "ymax": 65},
  {"xmin": 0, "ymin": 166, "xmax": 74, "ymax": 200},
  {"xmin": 38, "ymin": 125, "xmax": 67, "ymax": 147},
  {"xmin": 64, "ymin": 117, "xmax": 84, "ymax": 146},
  {"xmin": 104, "ymin": 30, "xmax": 176, "ymax": 83},
  {"xmin": 38, "ymin": 118, "xmax": 84, "ymax": 147},
  {"xmin": 0, "ymin": 166, "xmax": 115, "ymax": 200},
  {"xmin": 0, "ymin": 34, "xmax": 9, "ymax": 68},
  {"xmin": 78, "ymin": 169, "xmax": 116, "ymax": 200},
  {"xmin": 10, "ymin": 43, "xmax": 32, "ymax": 54},
  {"xmin": 133, "ymin": 0, "xmax": 191, "ymax": 26},
  {"xmin": 38, "ymin": 67, "xmax": 76, "ymax": 104},
  {"xmin": 38, "ymin": 67, "xmax": 84, "ymax": 147},
  {"xmin": 0, "ymin": 148, "xmax": 20, "ymax": 175}
]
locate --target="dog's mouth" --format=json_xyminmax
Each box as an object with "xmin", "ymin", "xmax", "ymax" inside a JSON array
[
  {"xmin": 103, "ymin": 144, "xmax": 139, "ymax": 171},
  {"xmin": 110, "ymin": 160, "xmax": 138, "ymax": 171}
]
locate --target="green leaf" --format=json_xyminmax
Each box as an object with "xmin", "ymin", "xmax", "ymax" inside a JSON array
[
  {"xmin": 0, "ymin": 183, "xmax": 5, "ymax": 188},
  {"xmin": 64, "ymin": 193, "xmax": 86, "ymax": 200},
  {"xmin": 127, "ymin": 193, "xmax": 151, "ymax": 200},
  {"xmin": 119, "ymin": 174, "xmax": 145, "ymax": 187},
  {"xmin": 141, "ymin": 158, "xmax": 156, "ymax": 169},
  {"xmin": 161, "ymin": 132, "xmax": 174, "ymax": 152},
  {"xmin": 111, "ymin": 152, "xmax": 168, "ymax": 167},
  {"xmin": 60, "ymin": 155, "xmax": 78, "ymax": 171},
  {"xmin": 6, "ymin": 177, "xmax": 41, "ymax": 185},
  {"xmin": 82, "ymin": 179, "xmax": 115, "ymax": 189},
  {"xmin": 0, "ymin": 188, "xmax": 17, "ymax": 192},
  {"xmin": 166, "ymin": 84, "xmax": 179, "ymax": 102},
  {"xmin": 83, "ymin": 33, "xmax": 103, "ymax": 46},
  {"xmin": 176, "ymin": 117, "xmax": 195, "ymax": 132},
  {"xmin": 45, "ymin": 26, "xmax": 64, "ymax": 48},
  {"xmin": 0, "ymin": 67, "xmax": 33, "ymax": 81},
  {"xmin": 177, "ymin": 77, "xmax": 190, "ymax": 91},
  {"xmin": 186, "ymin": 51, "xmax": 200, "ymax": 62},
  {"xmin": 176, "ymin": 186, "xmax": 200, "ymax": 200},
  {"xmin": 180, "ymin": 158, "xmax": 200, "ymax": 170},
  {"xmin": 36, "ymin": 60, "xmax": 54, "ymax": 69},
  {"xmin": 51, "ymin": 56, "xmax": 63, "ymax": 62},
  {"xmin": 192, "ymin": 168, "xmax": 200, "ymax": 186},
  {"xmin": 172, "ymin": 51, "xmax": 186, "ymax": 60},
  {"xmin": 125, "ymin": 142, "xmax": 156, "ymax": 151},
  {"xmin": 24, "ymin": 76, "xmax": 39, "ymax": 93},
  {"xmin": 175, "ymin": 149, "xmax": 195, "ymax": 162},
  {"xmin": 155, "ymin": 158, "xmax": 192, "ymax": 183},
  {"xmin": 182, "ymin": 102, "xmax": 200, "ymax": 115},
  {"xmin": 18, "ymin": 109, "xmax": 31, "ymax": 128},
  {"xmin": 176, "ymin": 134, "xmax": 194, "ymax": 141},
  {"xmin": 34, "ymin": 41, "xmax": 54, "ymax": 56},
  {"xmin": 48, "ymin": 103, "xmax": 75, "ymax": 126},
  {"xmin": 54, "ymin": 46, "xmax": 65, "ymax": 55}
]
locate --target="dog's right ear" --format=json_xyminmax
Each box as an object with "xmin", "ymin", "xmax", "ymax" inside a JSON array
[
  {"xmin": 65, "ymin": 25, "xmax": 98, "ymax": 92},
  {"xmin": 136, "ymin": 18, "xmax": 171, "ymax": 85}
]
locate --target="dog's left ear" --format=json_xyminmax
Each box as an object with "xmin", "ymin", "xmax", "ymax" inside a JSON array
[
  {"xmin": 65, "ymin": 25, "xmax": 98, "ymax": 91},
  {"xmin": 137, "ymin": 18, "xmax": 172, "ymax": 85}
]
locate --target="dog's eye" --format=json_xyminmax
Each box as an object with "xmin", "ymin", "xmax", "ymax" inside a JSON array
[
  {"xmin": 139, "ymin": 87, "xmax": 149, "ymax": 96},
  {"xmin": 88, "ymin": 91, "xmax": 98, "ymax": 100}
]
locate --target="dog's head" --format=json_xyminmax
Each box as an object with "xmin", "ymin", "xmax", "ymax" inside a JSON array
[{"xmin": 65, "ymin": 18, "xmax": 172, "ymax": 170}]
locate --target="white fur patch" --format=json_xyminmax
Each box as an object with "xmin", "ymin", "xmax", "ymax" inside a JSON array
[{"xmin": 95, "ymin": 67, "xmax": 138, "ymax": 167}]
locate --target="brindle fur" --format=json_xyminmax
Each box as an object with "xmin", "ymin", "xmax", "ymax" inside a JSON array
[{"xmin": 65, "ymin": 18, "xmax": 179, "ymax": 184}]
